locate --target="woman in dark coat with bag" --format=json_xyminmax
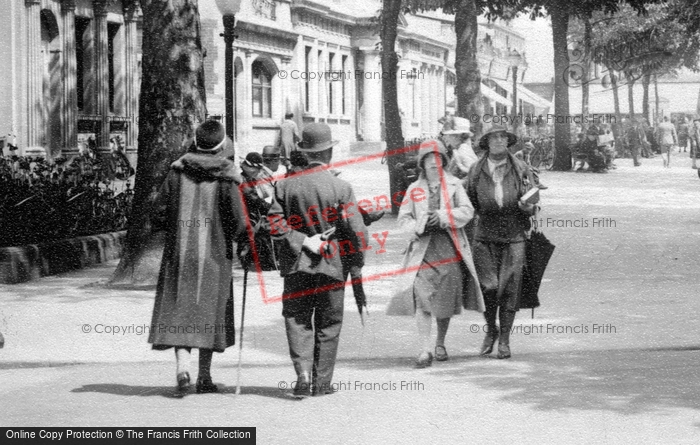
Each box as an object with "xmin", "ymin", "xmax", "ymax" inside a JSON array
[
  {"xmin": 148, "ymin": 121, "xmax": 247, "ymax": 394},
  {"xmin": 466, "ymin": 124, "xmax": 538, "ymax": 359},
  {"xmin": 387, "ymin": 140, "xmax": 484, "ymax": 368}
]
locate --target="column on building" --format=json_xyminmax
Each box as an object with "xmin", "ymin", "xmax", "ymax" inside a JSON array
[
  {"xmin": 281, "ymin": 56, "xmax": 292, "ymax": 116},
  {"xmin": 124, "ymin": 2, "xmax": 140, "ymax": 152},
  {"xmin": 343, "ymin": 46, "xmax": 355, "ymax": 122},
  {"xmin": 93, "ymin": 0, "xmax": 110, "ymax": 151},
  {"xmin": 308, "ymin": 39, "xmax": 319, "ymax": 117},
  {"xmin": 61, "ymin": 0, "xmax": 78, "ymax": 152},
  {"xmin": 316, "ymin": 42, "xmax": 326, "ymax": 119},
  {"xmin": 330, "ymin": 44, "xmax": 341, "ymax": 117},
  {"xmin": 420, "ymin": 63, "xmax": 430, "ymax": 136},
  {"xmin": 296, "ymin": 36, "xmax": 308, "ymax": 117},
  {"xmin": 397, "ymin": 58, "xmax": 412, "ymax": 139},
  {"xmin": 430, "ymin": 65, "xmax": 439, "ymax": 135},
  {"xmin": 361, "ymin": 50, "xmax": 382, "ymax": 141},
  {"xmin": 25, "ymin": 0, "xmax": 43, "ymax": 155},
  {"xmin": 412, "ymin": 63, "xmax": 421, "ymax": 137},
  {"xmin": 240, "ymin": 50, "xmax": 253, "ymax": 145},
  {"xmin": 437, "ymin": 67, "xmax": 445, "ymax": 125}
]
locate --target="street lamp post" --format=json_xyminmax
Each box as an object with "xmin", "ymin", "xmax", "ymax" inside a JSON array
[
  {"xmin": 508, "ymin": 50, "xmax": 522, "ymax": 135},
  {"xmin": 215, "ymin": 0, "xmax": 242, "ymax": 142}
]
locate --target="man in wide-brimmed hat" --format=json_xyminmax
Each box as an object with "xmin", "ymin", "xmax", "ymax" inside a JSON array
[
  {"xmin": 441, "ymin": 117, "xmax": 478, "ymax": 181},
  {"xmin": 268, "ymin": 123, "xmax": 368, "ymax": 397},
  {"xmin": 466, "ymin": 124, "xmax": 539, "ymax": 360}
]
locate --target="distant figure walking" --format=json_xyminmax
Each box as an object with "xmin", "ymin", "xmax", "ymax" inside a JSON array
[
  {"xmin": 677, "ymin": 117, "xmax": 690, "ymax": 152},
  {"xmin": 278, "ymin": 113, "xmax": 300, "ymax": 164},
  {"xmin": 691, "ymin": 118, "xmax": 700, "ymax": 169},
  {"xmin": 656, "ymin": 116, "xmax": 678, "ymax": 168}
]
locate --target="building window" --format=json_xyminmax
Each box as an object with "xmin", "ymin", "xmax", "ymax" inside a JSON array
[
  {"xmin": 75, "ymin": 17, "xmax": 91, "ymax": 111},
  {"xmin": 341, "ymin": 55, "xmax": 347, "ymax": 115},
  {"xmin": 328, "ymin": 52, "xmax": 334, "ymax": 114},
  {"xmin": 305, "ymin": 46, "xmax": 311, "ymax": 112},
  {"xmin": 108, "ymin": 23, "xmax": 120, "ymax": 113},
  {"xmin": 252, "ymin": 61, "xmax": 272, "ymax": 118}
]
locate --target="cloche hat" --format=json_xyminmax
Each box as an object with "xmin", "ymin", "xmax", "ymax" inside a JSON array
[
  {"xmin": 477, "ymin": 124, "xmax": 517, "ymax": 152},
  {"xmin": 442, "ymin": 117, "xmax": 474, "ymax": 137},
  {"xmin": 416, "ymin": 139, "xmax": 449, "ymax": 170},
  {"xmin": 195, "ymin": 120, "xmax": 226, "ymax": 151}
]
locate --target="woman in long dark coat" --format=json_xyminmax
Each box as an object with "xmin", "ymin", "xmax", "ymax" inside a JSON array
[
  {"xmin": 466, "ymin": 125, "xmax": 538, "ymax": 359},
  {"xmin": 148, "ymin": 121, "xmax": 246, "ymax": 393}
]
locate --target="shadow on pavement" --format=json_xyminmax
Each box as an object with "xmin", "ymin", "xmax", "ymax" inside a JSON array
[
  {"xmin": 0, "ymin": 361, "xmax": 84, "ymax": 370},
  {"xmin": 71, "ymin": 383, "xmax": 296, "ymax": 401},
  {"xmin": 430, "ymin": 348, "xmax": 700, "ymax": 415}
]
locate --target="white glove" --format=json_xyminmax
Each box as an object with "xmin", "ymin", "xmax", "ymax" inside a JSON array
[{"xmin": 303, "ymin": 233, "xmax": 326, "ymax": 256}]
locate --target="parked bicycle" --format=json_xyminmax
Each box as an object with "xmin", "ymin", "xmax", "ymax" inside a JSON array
[{"xmin": 529, "ymin": 136, "xmax": 555, "ymax": 170}]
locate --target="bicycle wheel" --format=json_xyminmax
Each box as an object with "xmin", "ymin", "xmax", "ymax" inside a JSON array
[
  {"xmin": 542, "ymin": 149, "xmax": 554, "ymax": 170},
  {"xmin": 530, "ymin": 148, "xmax": 544, "ymax": 169},
  {"xmin": 543, "ymin": 142, "xmax": 555, "ymax": 170}
]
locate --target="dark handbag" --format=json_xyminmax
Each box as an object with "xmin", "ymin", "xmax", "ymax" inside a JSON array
[{"xmin": 520, "ymin": 230, "xmax": 555, "ymax": 310}]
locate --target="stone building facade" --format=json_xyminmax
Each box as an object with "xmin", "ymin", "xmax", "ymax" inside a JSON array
[
  {"xmin": 1, "ymin": 0, "xmax": 141, "ymax": 159},
  {"xmin": 1, "ymin": 0, "xmax": 545, "ymax": 159},
  {"xmin": 199, "ymin": 0, "xmax": 544, "ymax": 157}
]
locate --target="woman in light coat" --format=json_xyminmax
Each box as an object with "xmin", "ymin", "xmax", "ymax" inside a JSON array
[{"xmin": 387, "ymin": 140, "xmax": 484, "ymax": 368}]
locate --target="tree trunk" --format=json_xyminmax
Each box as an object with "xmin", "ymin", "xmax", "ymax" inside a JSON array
[
  {"xmin": 654, "ymin": 75, "xmax": 660, "ymax": 122},
  {"xmin": 454, "ymin": 0, "xmax": 483, "ymax": 138},
  {"xmin": 611, "ymin": 69, "xmax": 621, "ymax": 123},
  {"xmin": 110, "ymin": 0, "xmax": 207, "ymax": 285},
  {"xmin": 551, "ymin": 4, "xmax": 572, "ymax": 171},
  {"xmin": 610, "ymin": 69, "xmax": 622, "ymax": 145},
  {"xmin": 642, "ymin": 73, "xmax": 650, "ymax": 123},
  {"xmin": 581, "ymin": 17, "xmax": 591, "ymax": 131},
  {"xmin": 627, "ymin": 77, "xmax": 635, "ymax": 118},
  {"xmin": 381, "ymin": 0, "xmax": 405, "ymax": 215}
]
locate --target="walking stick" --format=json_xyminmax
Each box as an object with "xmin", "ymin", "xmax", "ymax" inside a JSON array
[{"xmin": 235, "ymin": 267, "xmax": 248, "ymax": 396}]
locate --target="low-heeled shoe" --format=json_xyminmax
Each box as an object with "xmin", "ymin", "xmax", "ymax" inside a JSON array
[{"xmin": 414, "ymin": 352, "xmax": 433, "ymax": 368}]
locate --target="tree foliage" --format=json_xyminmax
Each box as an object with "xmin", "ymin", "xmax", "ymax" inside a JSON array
[
  {"xmin": 568, "ymin": 1, "xmax": 700, "ymax": 123},
  {"xmin": 516, "ymin": 0, "xmax": 655, "ymax": 170}
]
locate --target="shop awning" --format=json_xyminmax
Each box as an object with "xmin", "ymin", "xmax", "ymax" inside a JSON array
[
  {"xmin": 481, "ymin": 84, "xmax": 510, "ymax": 106},
  {"xmin": 490, "ymin": 78, "xmax": 551, "ymax": 110}
]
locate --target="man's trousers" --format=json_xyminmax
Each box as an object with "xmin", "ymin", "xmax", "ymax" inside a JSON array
[{"xmin": 282, "ymin": 272, "xmax": 345, "ymax": 392}]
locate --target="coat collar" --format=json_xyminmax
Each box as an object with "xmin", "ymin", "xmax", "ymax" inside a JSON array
[
  {"xmin": 413, "ymin": 174, "xmax": 461, "ymax": 210},
  {"xmin": 476, "ymin": 152, "xmax": 528, "ymax": 180},
  {"xmin": 172, "ymin": 152, "xmax": 242, "ymax": 182}
]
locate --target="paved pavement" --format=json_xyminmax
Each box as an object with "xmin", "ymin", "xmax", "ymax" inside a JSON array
[{"xmin": 1, "ymin": 149, "xmax": 700, "ymax": 443}]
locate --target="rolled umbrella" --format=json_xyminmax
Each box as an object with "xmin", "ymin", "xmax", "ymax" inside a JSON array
[{"xmin": 349, "ymin": 266, "xmax": 368, "ymax": 326}]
